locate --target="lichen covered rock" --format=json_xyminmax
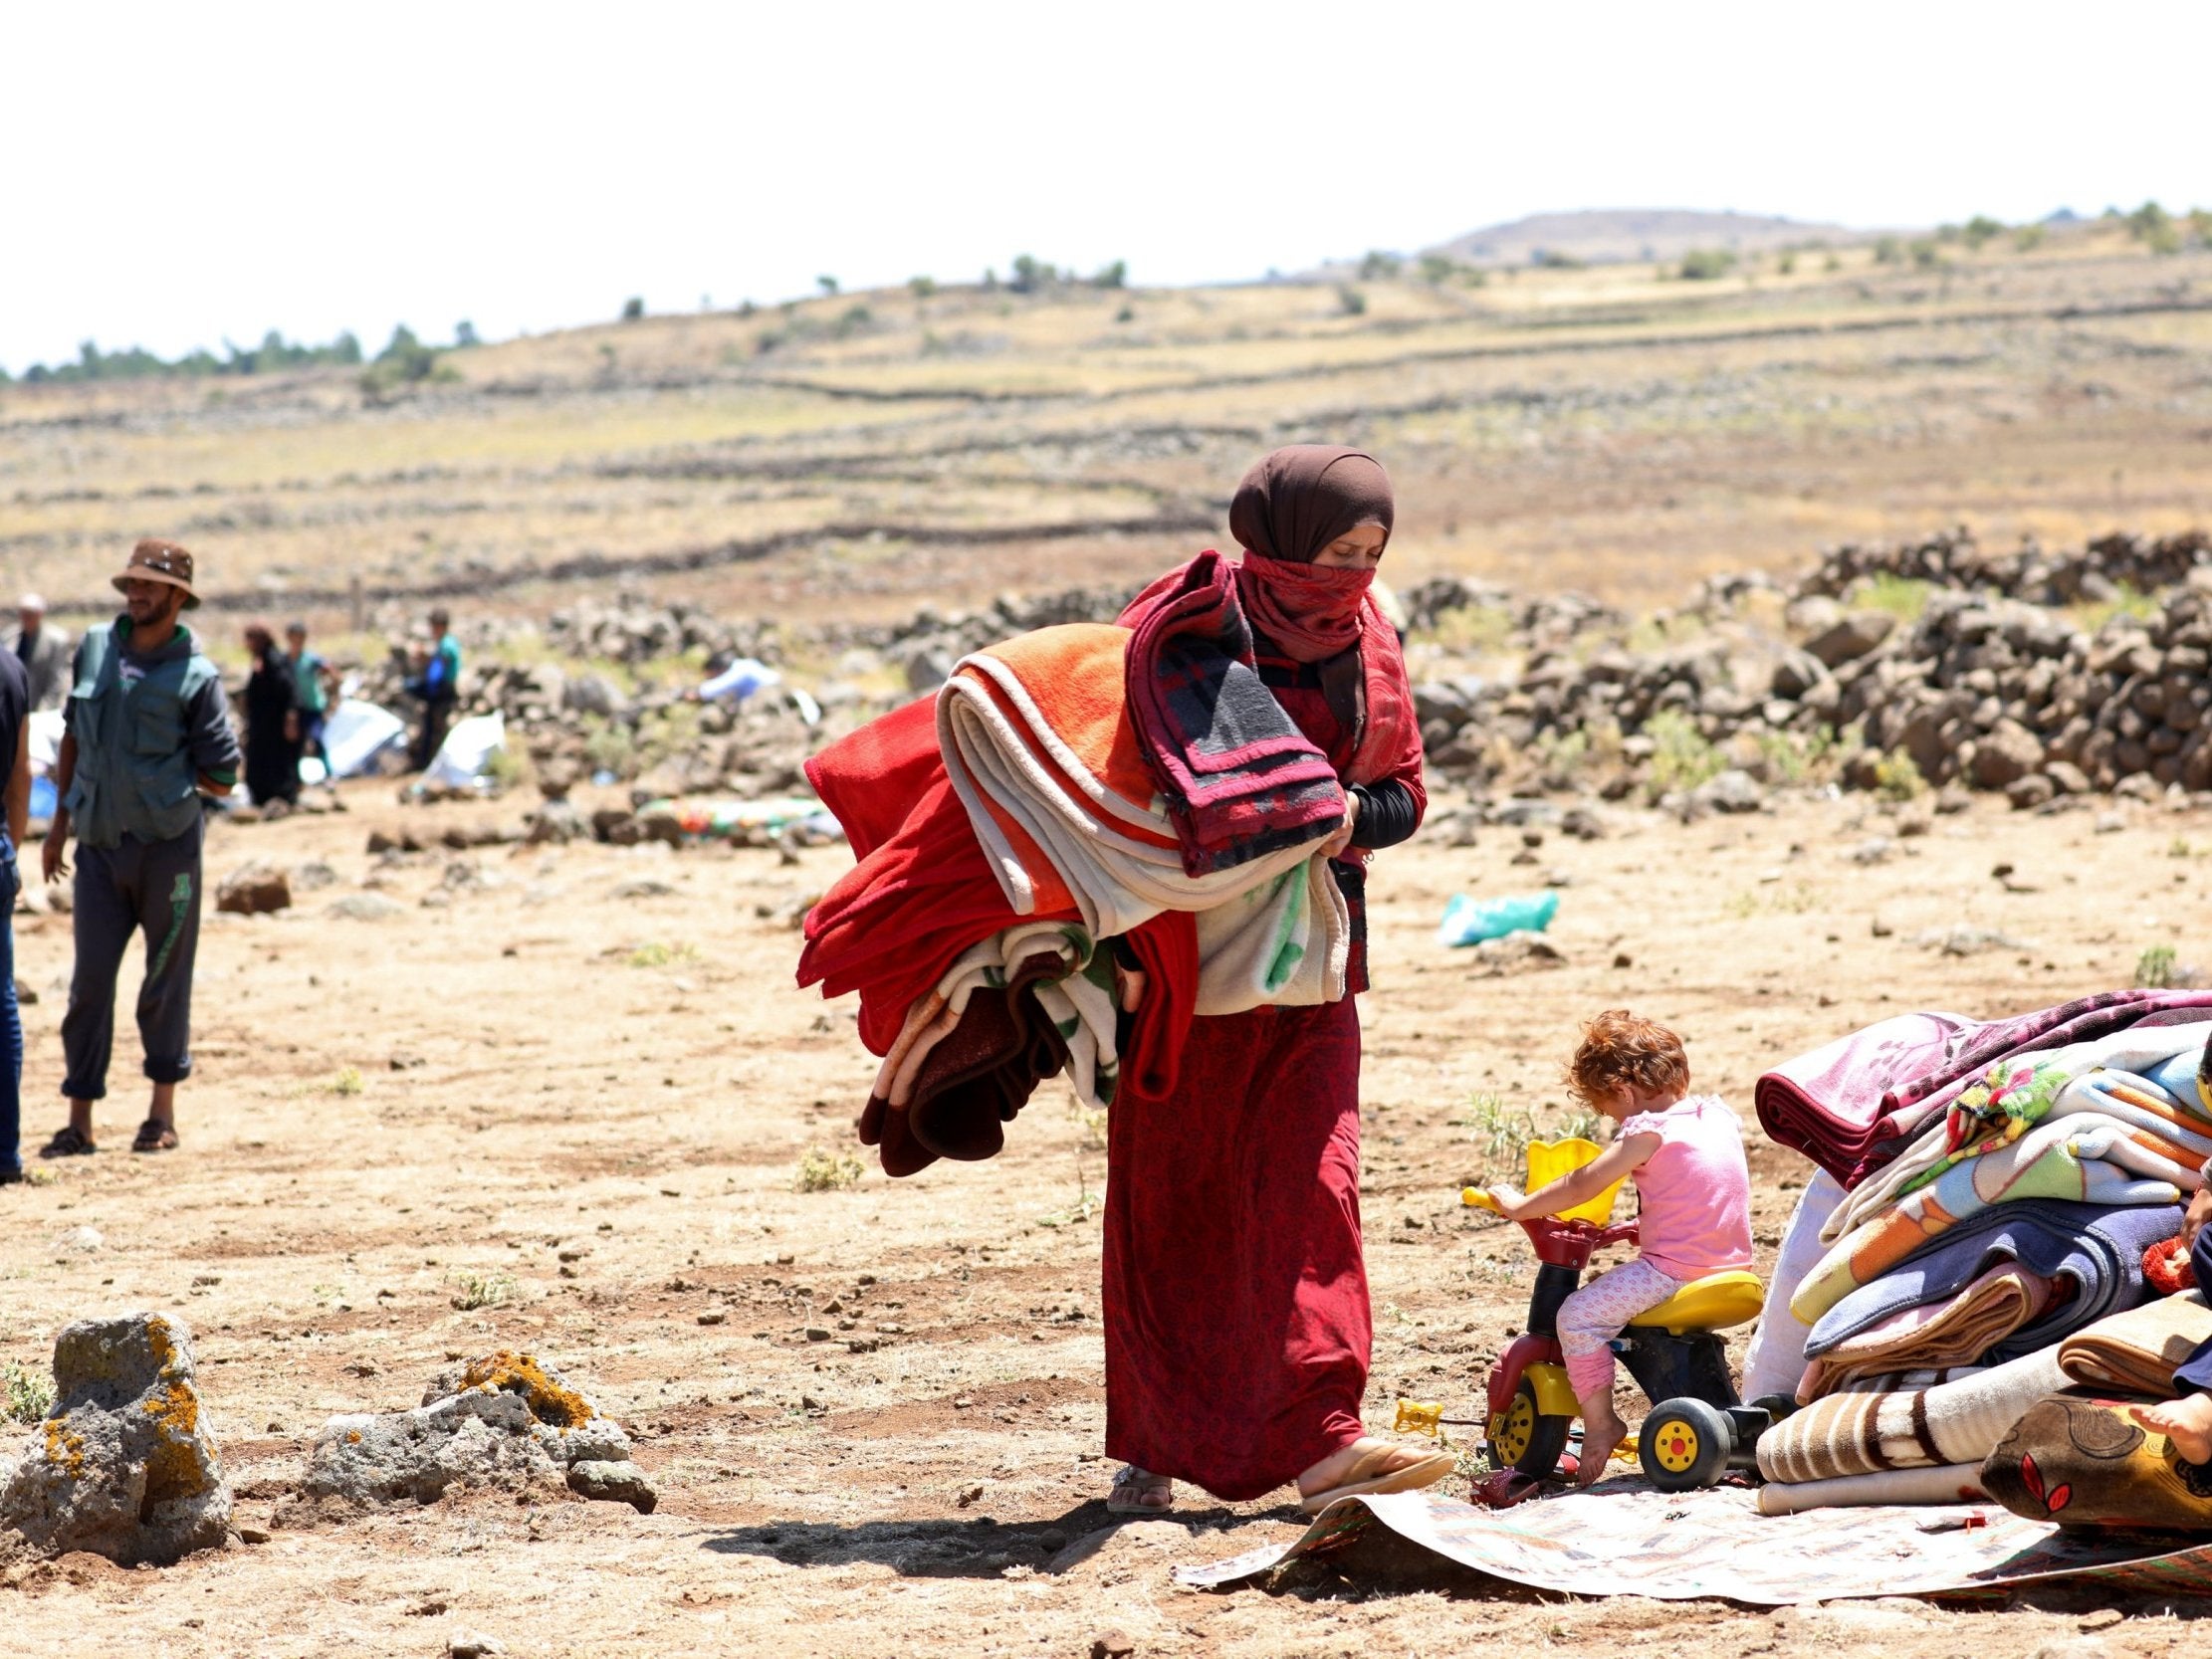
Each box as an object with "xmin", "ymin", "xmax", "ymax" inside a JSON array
[
  {"xmin": 0, "ymin": 1313, "xmax": 232, "ymax": 1565},
  {"xmin": 293, "ymin": 1350, "xmax": 651, "ymax": 1516}
]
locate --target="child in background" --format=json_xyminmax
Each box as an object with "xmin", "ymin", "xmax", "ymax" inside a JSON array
[{"xmin": 1485, "ymin": 1009, "xmax": 1754, "ymax": 1483}]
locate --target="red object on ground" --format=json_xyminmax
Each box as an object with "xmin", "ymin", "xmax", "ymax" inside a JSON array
[
  {"xmin": 2144, "ymin": 1235, "xmax": 2199, "ymax": 1296},
  {"xmin": 1102, "ymin": 998, "xmax": 1370, "ymax": 1501}
]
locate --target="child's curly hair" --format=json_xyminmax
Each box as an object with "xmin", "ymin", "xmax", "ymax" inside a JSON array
[{"xmin": 1567, "ymin": 1009, "xmax": 1689, "ymax": 1106}]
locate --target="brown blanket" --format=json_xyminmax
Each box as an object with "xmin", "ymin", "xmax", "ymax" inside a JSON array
[{"xmin": 2058, "ymin": 1292, "xmax": 2212, "ymax": 1397}]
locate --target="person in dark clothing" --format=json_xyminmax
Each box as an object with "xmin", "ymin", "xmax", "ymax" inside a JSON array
[
  {"xmin": 0, "ymin": 649, "xmax": 29, "ymax": 1182},
  {"xmin": 404, "ymin": 607, "xmax": 461, "ymax": 771},
  {"xmin": 41, "ymin": 539, "xmax": 240, "ymax": 1159},
  {"xmin": 242, "ymin": 623, "xmax": 302, "ymax": 809}
]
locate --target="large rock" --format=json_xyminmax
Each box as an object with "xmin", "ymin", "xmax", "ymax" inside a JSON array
[
  {"xmin": 1804, "ymin": 610, "xmax": 1896, "ymax": 669},
  {"xmin": 216, "ymin": 862, "xmax": 292, "ymax": 916},
  {"xmin": 0, "ymin": 1313, "xmax": 232, "ymax": 1565},
  {"xmin": 1969, "ymin": 720, "xmax": 2046, "ymax": 790},
  {"xmin": 291, "ymin": 1351, "xmax": 650, "ymax": 1516}
]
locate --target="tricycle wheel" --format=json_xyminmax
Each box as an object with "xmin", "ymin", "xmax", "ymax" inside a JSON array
[
  {"xmin": 1486, "ymin": 1377, "xmax": 1571, "ymax": 1479},
  {"xmin": 1640, "ymin": 1397, "xmax": 1734, "ymax": 1492}
]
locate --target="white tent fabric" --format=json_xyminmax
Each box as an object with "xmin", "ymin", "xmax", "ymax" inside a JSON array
[{"xmin": 424, "ymin": 712, "xmax": 506, "ymax": 791}]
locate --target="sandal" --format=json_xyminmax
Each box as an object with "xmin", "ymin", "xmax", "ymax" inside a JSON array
[
  {"xmin": 38, "ymin": 1126, "xmax": 96, "ymax": 1159},
  {"xmin": 1106, "ymin": 1465, "xmax": 1174, "ymax": 1517},
  {"xmin": 131, "ymin": 1120, "xmax": 179, "ymax": 1153},
  {"xmin": 1297, "ymin": 1442, "xmax": 1456, "ymax": 1515}
]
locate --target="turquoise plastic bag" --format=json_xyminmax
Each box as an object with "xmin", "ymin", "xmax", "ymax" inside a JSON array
[{"xmin": 1438, "ymin": 889, "xmax": 1559, "ymax": 947}]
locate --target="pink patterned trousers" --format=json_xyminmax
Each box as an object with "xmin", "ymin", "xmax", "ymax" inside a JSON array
[{"xmin": 1558, "ymin": 1258, "xmax": 1687, "ymax": 1398}]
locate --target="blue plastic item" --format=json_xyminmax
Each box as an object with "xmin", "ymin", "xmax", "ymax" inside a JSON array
[{"xmin": 1438, "ymin": 889, "xmax": 1560, "ymax": 948}]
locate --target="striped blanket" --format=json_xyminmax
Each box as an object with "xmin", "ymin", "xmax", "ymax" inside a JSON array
[{"xmin": 1756, "ymin": 1349, "xmax": 2069, "ymax": 1484}]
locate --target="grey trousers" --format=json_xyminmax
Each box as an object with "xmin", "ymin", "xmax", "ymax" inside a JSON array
[{"xmin": 60, "ymin": 817, "xmax": 203, "ymax": 1100}]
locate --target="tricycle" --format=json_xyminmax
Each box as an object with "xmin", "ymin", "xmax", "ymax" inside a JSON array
[{"xmin": 1457, "ymin": 1137, "xmax": 1790, "ymax": 1491}]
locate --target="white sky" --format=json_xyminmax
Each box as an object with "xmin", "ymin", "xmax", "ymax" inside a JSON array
[{"xmin": 3, "ymin": 0, "xmax": 2207, "ymax": 373}]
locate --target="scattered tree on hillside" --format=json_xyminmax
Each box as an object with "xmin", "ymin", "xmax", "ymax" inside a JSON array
[
  {"xmin": 2014, "ymin": 223, "xmax": 2047, "ymax": 252},
  {"xmin": 454, "ymin": 320, "xmax": 481, "ymax": 348},
  {"xmin": 1092, "ymin": 260, "xmax": 1127, "ymax": 289},
  {"xmin": 1962, "ymin": 215, "xmax": 2005, "ymax": 250},
  {"xmin": 817, "ymin": 275, "xmax": 840, "ymax": 296},
  {"xmin": 1357, "ymin": 250, "xmax": 1400, "ymax": 280},
  {"xmin": 1677, "ymin": 248, "xmax": 1735, "ymax": 281},
  {"xmin": 1418, "ymin": 253, "xmax": 1457, "ymax": 285},
  {"xmin": 620, "ymin": 297, "xmax": 645, "ymax": 321},
  {"xmin": 2129, "ymin": 201, "xmax": 2180, "ymax": 254},
  {"xmin": 1008, "ymin": 254, "xmax": 1056, "ymax": 294},
  {"xmin": 10, "ymin": 328, "xmax": 362, "ymax": 384},
  {"xmin": 1335, "ymin": 284, "xmax": 1366, "ymax": 316},
  {"xmin": 908, "ymin": 276, "xmax": 937, "ymax": 299}
]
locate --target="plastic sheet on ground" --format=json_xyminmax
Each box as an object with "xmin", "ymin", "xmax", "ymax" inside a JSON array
[
  {"xmin": 27, "ymin": 709, "xmax": 64, "ymax": 777},
  {"xmin": 638, "ymin": 795, "xmax": 841, "ymax": 842},
  {"xmin": 321, "ymin": 700, "xmax": 409, "ymax": 779},
  {"xmin": 424, "ymin": 713, "xmax": 506, "ymax": 791},
  {"xmin": 1176, "ymin": 1482, "xmax": 2212, "ymax": 1604}
]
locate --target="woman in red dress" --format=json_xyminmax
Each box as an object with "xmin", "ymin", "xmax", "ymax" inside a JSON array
[{"xmin": 1101, "ymin": 446, "xmax": 1453, "ymax": 1515}]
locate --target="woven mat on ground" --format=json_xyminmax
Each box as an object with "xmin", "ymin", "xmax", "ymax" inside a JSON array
[
  {"xmin": 1756, "ymin": 1350, "xmax": 2068, "ymax": 1483},
  {"xmin": 1175, "ymin": 1482, "xmax": 2212, "ymax": 1603},
  {"xmin": 2061, "ymin": 1291, "xmax": 2212, "ymax": 1395}
]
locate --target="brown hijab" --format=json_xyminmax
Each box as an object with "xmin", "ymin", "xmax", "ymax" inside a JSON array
[{"xmin": 1227, "ymin": 445, "xmax": 1395, "ymax": 564}]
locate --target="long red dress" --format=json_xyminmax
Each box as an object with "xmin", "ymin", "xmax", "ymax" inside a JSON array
[{"xmin": 1100, "ymin": 659, "xmax": 1423, "ymax": 1500}]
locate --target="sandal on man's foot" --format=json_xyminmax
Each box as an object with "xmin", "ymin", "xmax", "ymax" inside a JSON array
[
  {"xmin": 39, "ymin": 1126, "xmax": 96, "ymax": 1158},
  {"xmin": 1106, "ymin": 1465, "xmax": 1174, "ymax": 1517},
  {"xmin": 131, "ymin": 1120, "xmax": 179, "ymax": 1153}
]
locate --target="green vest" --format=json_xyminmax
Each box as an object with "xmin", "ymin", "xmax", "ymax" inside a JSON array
[{"xmin": 64, "ymin": 623, "xmax": 220, "ymax": 849}]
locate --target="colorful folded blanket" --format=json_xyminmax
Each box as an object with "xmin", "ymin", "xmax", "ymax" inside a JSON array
[
  {"xmin": 1791, "ymin": 1116, "xmax": 2189, "ymax": 1325},
  {"xmin": 1822, "ymin": 1030, "xmax": 2212, "ymax": 1244},
  {"xmin": 874, "ymin": 921, "xmax": 1121, "ymax": 1111},
  {"xmin": 1115, "ymin": 549, "xmax": 1346, "ymax": 876},
  {"xmin": 1983, "ymin": 1394, "xmax": 2212, "ymax": 1529},
  {"xmin": 1755, "ymin": 1349, "xmax": 2069, "ymax": 1484},
  {"xmin": 2059, "ymin": 1291, "xmax": 2212, "ymax": 1396},
  {"xmin": 1797, "ymin": 1264, "xmax": 2059, "ymax": 1402},
  {"xmin": 1758, "ymin": 992, "xmax": 2212, "ymax": 1188},
  {"xmin": 1805, "ymin": 1198, "xmax": 2182, "ymax": 1380},
  {"xmin": 936, "ymin": 626, "xmax": 1351, "ymax": 1012}
]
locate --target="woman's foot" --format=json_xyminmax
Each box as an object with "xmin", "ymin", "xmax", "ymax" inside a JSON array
[
  {"xmin": 1295, "ymin": 1437, "xmax": 1455, "ymax": 1514},
  {"xmin": 1577, "ymin": 1405, "xmax": 1630, "ymax": 1486},
  {"xmin": 2132, "ymin": 1395, "xmax": 2212, "ymax": 1464},
  {"xmin": 1106, "ymin": 1465, "xmax": 1173, "ymax": 1516}
]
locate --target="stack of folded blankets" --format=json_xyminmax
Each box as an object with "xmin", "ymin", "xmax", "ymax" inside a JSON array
[
  {"xmin": 1751, "ymin": 995, "xmax": 2212, "ymax": 1514},
  {"xmin": 798, "ymin": 553, "xmax": 1370, "ymax": 1176}
]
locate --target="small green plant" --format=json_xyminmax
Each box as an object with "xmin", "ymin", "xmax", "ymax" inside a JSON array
[
  {"xmin": 3, "ymin": 1359, "xmax": 54, "ymax": 1424},
  {"xmin": 1457, "ymin": 1094, "xmax": 1538, "ymax": 1170},
  {"xmin": 2169, "ymin": 836, "xmax": 2197, "ymax": 860},
  {"xmin": 581, "ymin": 719, "xmax": 639, "ymax": 779},
  {"xmin": 1555, "ymin": 1105, "xmax": 1606, "ymax": 1144},
  {"xmin": 1427, "ymin": 602, "xmax": 1513, "ymax": 655},
  {"xmin": 627, "ymin": 941, "xmax": 702, "ymax": 969},
  {"xmin": 2014, "ymin": 223, "xmax": 2047, "ymax": 253},
  {"xmin": 2070, "ymin": 582, "xmax": 2159, "ymax": 634},
  {"xmin": 1334, "ymin": 283, "xmax": 1367, "ymax": 316},
  {"xmin": 1068, "ymin": 1103, "xmax": 1107, "ymax": 1152},
  {"xmin": 1757, "ymin": 726, "xmax": 1839, "ymax": 786},
  {"xmin": 1645, "ymin": 709, "xmax": 1725, "ymax": 796},
  {"xmin": 1873, "ymin": 747, "xmax": 1927, "ymax": 801},
  {"xmin": 330, "ymin": 1066, "xmax": 364, "ymax": 1097},
  {"xmin": 795, "ymin": 1147, "xmax": 863, "ymax": 1192},
  {"xmin": 450, "ymin": 1271, "xmax": 518, "ymax": 1311},
  {"xmin": 1857, "ymin": 573, "xmax": 1935, "ymax": 621},
  {"xmin": 2136, "ymin": 944, "xmax": 2180, "ymax": 989},
  {"xmin": 483, "ymin": 746, "xmax": 529, "ymax": 790}
]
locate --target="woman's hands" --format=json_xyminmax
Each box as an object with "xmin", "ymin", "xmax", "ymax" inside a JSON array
[{"xmin": 1320, "ymin": 788, "xmax": 1361, "ymax": 860}]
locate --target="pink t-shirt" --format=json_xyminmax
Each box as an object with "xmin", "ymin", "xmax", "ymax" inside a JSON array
[{"xmin": 1622, "ymin": 1095, "xmax": 1754, "ymax": 1281}]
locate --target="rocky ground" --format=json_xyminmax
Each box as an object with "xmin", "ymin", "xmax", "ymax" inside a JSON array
[{"xmin": 2, "ymin": 776, "xmax": 2209, "ymax": 1655}]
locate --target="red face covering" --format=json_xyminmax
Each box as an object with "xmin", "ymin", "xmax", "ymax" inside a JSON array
[{"xmin": 1226, "ymin": 445, "xmax": 1395, "ymax": 665}]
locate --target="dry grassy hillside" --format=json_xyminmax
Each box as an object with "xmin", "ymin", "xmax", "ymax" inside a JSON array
[{"xmin": 5, "ymin": 222, "xmax": 2209, "ymax": 637}]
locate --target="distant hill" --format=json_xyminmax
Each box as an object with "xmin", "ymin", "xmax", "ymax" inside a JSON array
[{"xmin": 1428, "ymin": 208, "xmax": 1853, "ymax": 268}]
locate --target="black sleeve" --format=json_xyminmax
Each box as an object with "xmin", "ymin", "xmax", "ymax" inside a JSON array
[{"xmin": 1347, "ymin": 778, "xmax": 1418, "ymax": 850}]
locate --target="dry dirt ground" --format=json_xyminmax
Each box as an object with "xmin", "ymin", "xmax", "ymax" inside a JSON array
[{"xmin": 4, "ymin": 779, "xmax": 2212, "ymax": 1656}]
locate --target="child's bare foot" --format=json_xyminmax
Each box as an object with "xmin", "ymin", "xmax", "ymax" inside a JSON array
[
  {"xmin": 2132, "ymin": 1394, "xmax": 2212, "ymax": 1464},
  {"xmin": 1578, "ymin": 1407, "xmax": 1628, "ymax": 1485}
]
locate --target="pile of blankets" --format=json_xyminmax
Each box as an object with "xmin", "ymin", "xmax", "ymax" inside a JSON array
[
  {"xmin": 1748, "ymin": 992, "xmax": 2212, "ymax": 1516},
  {"xmin": 799, "ymin": 553, "xmax": 1405, "ymax": 1176}
]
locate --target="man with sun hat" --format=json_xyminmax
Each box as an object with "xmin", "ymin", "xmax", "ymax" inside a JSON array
[{"xmin": 39, "ymin": 539, "xmax": 239, "ymax": 1158}]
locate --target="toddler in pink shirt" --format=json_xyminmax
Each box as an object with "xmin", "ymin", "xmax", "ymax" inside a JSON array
[{"xmin": 1485, "ymin": 1009, "xmax": 1753, "ymax": 1483}]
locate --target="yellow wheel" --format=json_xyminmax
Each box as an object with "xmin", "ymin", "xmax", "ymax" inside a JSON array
[
  {"xmin": 1639, "ymin": 1397, "xmax": 1734, "ymax": 1492},
  {"xmin": 1485, "ymin": 1376, "xmax": 1570, "ymax": 1478}
]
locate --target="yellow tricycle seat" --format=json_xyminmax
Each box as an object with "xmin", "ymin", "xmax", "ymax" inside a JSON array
[{"xmin": 1627, "ymin": 1270, "xmax": 1765, "ymax": 1334}]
